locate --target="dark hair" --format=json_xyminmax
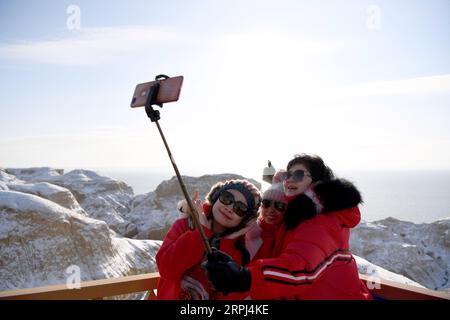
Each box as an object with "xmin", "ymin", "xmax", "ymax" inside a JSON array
[{"xmin": 286, "ymin": 153, "xmax": 334, "ymax": 183}]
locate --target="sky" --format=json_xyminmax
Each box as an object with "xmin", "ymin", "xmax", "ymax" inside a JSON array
[{"xmin": 0, "ymin": 0, "xmax": 449, "ymax": 181}]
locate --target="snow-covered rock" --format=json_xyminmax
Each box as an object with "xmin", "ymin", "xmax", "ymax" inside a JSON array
[
  {"xmin": 0, "ymin": 190, "xmax": 160, "ymax": 294},
  {"xmin": 6, "ymin": 168, "xmax": 138, "ymax": 238},
  {"xmin": 125, "ymin": 174, "xmax": 261, "ymax": 239},
  {"xmin": 1, "ymin": 170, "xmax": 22, "ymax": 184},
  {"xmin": 350, "ymin": 217, "xmax": 450, "ymax": 290},
  {"xmin": 6, "ymin": 167, "xmax": 64, "ymax": 182},
  {"xmin": 1, "ymin": 168, "xmax": 86, "ymax": 215},
  {"xmin": 7, "ymin": 182, "xmax": 86, "ymax": 216},
  {"xmin": 354, "ymin": 255, "xmax": 425, "ymax": 288}
]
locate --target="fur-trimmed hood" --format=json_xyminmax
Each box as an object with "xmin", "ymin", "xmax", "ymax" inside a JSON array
[
  {"xmin": 284, "ymin": 178, "xmax": 363, "ymax": 230},
  {"xmin": 314, "ymin": 178, "xmax": 363, "ymax": 213}
]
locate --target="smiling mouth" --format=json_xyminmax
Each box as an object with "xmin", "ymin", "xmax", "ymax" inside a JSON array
[{"xmin": 219, "ymin": 209, "xmax": 233, "ymax": 220}]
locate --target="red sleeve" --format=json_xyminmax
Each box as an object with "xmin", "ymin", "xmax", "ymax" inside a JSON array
[
  {"xmin": 247, "ymin": 220, "xmax": 341, "ymax": 299},
  {"xmin": 218, "ymin": 238, "xmax": 243, "ymax": 264},
  {"xmin": 156, "ymin": 218, "xmax": 213, "ymax": 281}
]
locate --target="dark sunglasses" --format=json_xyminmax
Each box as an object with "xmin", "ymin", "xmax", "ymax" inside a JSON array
[
  {"xmin": 262, "ymin": 199, "xmax": 286, "ymax": 212},
  {"xmin": 281, "ymin": 169, "xmax": 311, "ymax": 182},
  {"xmin": 218, "ymin": 190, "xmax": 249, "ymax": 217}
]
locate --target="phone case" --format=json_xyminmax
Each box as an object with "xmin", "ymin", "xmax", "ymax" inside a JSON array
[{"xmin": 130, "ymin": 76, "xmax": 184, "ymax": 108}]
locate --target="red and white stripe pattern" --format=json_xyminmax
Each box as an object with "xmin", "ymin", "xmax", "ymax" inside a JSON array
[{"xmin": 261, "ymin": 250, "xmax": 353, "ymax": 285}]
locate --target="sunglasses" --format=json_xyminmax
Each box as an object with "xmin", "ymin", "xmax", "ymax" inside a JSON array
[
  {"xmin": 218, "ymin": 190, "xmax": 249, "ymax": 217},
  {"xmin": 262, "ymin": 199, "xmax": 286, "ymax": 212},
  {"xmin": 281, "ymin": 169, "xmax": 311, "ymax": 182}
]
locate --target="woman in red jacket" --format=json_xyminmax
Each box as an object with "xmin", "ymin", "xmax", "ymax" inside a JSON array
[
  {"xmin": 156, "ymin": 179, "xmax": 261, "ymax": 300},
  {"xmin": 204, "ymin": 154, "xmax": 372, "ymax": 300},
  {"xmin": 246, "ymin": 182, "xmax": 287, "ymax": 261}
]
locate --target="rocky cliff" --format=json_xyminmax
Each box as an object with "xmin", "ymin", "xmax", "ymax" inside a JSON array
[
  {"xmin": 351, "ymin": 217, "xmax": 450, "ymax": 290},
  {"xmin": 0, "ymin": 189, "xmax": 159, "ymax": 295},
  {"xmin": 5, "ymin": 168, "xmax": 138, "ymax": 237}
]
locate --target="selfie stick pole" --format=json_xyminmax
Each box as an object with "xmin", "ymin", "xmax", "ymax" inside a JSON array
[{"xmin": 144, "ymin": 75, "xmax": 212, "ymax": 255}]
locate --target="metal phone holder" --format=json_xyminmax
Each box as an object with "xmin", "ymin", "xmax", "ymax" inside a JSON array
[{"xmin": 143, "ymin": 74, "xmax": 212, "ymax": 255}]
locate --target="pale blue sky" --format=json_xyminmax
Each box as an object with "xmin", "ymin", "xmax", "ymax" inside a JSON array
[{"xmin": 1, "ymin": 0, "xmax": 449, "ymax": 179}]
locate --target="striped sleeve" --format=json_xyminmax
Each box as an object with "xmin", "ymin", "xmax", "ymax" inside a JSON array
[{"xmin": 247, "ymin": 225, "xmax": 352, "ymax": 299}]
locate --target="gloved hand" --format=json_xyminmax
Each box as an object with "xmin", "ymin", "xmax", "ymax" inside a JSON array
[
  {"xmin": 209, "ymin": 235, "xmax": 221, "ymax": 250},
  {"xmin": 202, "ymin": 249, "xmax": 251, "ymax": 294}
]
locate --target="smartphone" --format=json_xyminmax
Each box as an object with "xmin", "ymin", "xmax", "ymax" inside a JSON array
[{"xmin": 130, "ymin": 76, "xmax": 184, "ymax": 108}]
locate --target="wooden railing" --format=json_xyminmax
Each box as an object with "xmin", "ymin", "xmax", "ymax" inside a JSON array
[
  {"xmin": 0, "ymin": 272, "xmax": 159, "ymax": 300},
  {"xmin": 358, "ymin": 274, "xmax": 450, "ymax": 300},
  {"xmin": 0, "ymin": 273, "xmax": 449, "ymax": 300}
]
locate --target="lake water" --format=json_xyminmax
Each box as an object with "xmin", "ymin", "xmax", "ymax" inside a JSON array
[{"xmin": 99, "ymin": 169, "xmax": 450, "ymax": 224}]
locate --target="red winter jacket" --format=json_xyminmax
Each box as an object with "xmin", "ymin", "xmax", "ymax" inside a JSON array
[
  {"xmin": 156, "ymin": 216, "xmax": 249, "ymax": 300},
  {"xmin": 247, "ymin": 207, "xmax": 372, "ymax": 300},
  {"xmin": 245, "ymin": 216, "xmax": 281, "ymax": 261}
]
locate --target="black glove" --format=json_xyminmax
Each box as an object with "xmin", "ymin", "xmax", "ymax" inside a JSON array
[
  {"xmin": 202, "ymin": 249, "xmax": 251, "ymax": 294},
  {"xmin": 209, "ymin": 235, "xmax": 221, "ymax": 250}
]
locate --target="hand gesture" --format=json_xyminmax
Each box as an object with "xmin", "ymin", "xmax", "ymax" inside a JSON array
[{"xmin": 202, "ymin": 248, "xmax": 251, "ymax": 294}]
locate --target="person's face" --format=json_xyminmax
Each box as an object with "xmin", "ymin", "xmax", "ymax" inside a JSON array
[
  {"xmin": 261, "ymin": 198, "xmax": 286, "ymax": 225},
  {"xmin": 283, "ymin": 163, "xmax": 313, "ymax": 197},
  {"xmin": 212, "ymin": 189, "xmax": 248, "ymax": 233}
]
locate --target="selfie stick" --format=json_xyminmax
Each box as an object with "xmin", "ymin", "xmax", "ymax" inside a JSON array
[{"xmin": 144, "ymin": 74, "xmax": 213, "ymax": 255}]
